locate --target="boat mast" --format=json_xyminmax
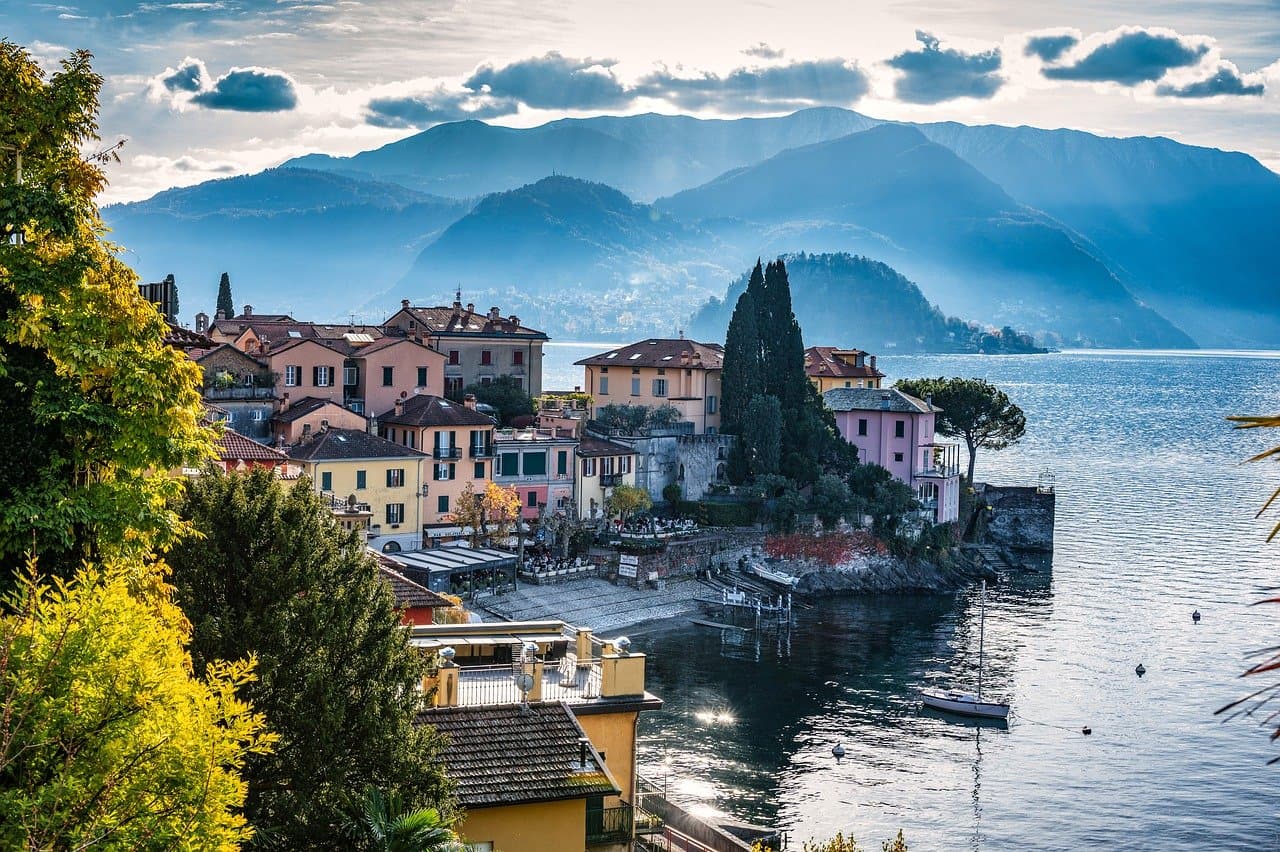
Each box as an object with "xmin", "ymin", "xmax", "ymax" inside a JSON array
[{"xmin": 978, "ymin": 580, "xmax": 986, "ymax": 701}]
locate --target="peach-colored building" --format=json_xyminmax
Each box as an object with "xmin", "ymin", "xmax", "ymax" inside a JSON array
[
  {"xmin": 271, "ymin": 396, "xmax": 368, "ymax": 446},
  {"xmin": 824, "ymin": 387, "xmax": 961, "ymax": 524},
  {"xmin": 805, "ymin": 346, "xmax": 884, "ymax": 393},
  {"xmin": 337, "ymin": 336, "xmax": 445, "ymax": 416},
  {"xmin": 576, "ymin": 338, "xmax": 724, "ymax": 434},
  {"xmin": 261, "ymin": 338, "xmax": 346, "ymax": 404},
  {"xmin": 377, "ymin": 394, "xmax": 497, "ymax": 536}
]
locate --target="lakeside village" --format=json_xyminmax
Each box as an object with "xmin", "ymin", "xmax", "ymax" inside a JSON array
[{"xmin": 143, "ymin": 261, "xmax": 1055, "ymax": 852}]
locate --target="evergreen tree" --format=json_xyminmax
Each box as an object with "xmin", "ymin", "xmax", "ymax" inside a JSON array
[
  {"xmin": 169, "ymin": 470, "xmax": 453, "ymax": 847},
  {"xmin": 719, "ymin": 284, "xmax": 763, "ymax": 435},
  {"xmin": 216, "ymin": 271, "xmax": 234, "ymax": 318},
  {"xmin": 741, "ymin": 394, "xmax": 781, "ymax": 477}
]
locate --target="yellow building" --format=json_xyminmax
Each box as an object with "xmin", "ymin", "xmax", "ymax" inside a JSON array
[
  {"xmin": 286, "ymin": 427, "xmax": 426, "ymax": 552},
  {"xmin": 574, "ymin": 436, "xmax": 639, "ymax": 522},
  {"xmin": 576, "ymin": 338, "xmax": 724, "ymax": 434},
  {"xmin": 377, "ymin": 394, "xmax": 496, "ymax": 538},
  {"xmin": 412, "ymin": 620, "xmax": 662, "ymax": 852},
  {"xmin": 804, "ymin": 346, "xmax": 885, "ymax": 393}
]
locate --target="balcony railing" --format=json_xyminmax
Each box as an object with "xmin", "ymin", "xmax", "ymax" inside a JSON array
[
  {"xmin": 203, "ymin": 385, "xmax": 274, "ymax": 400},
  {"xmin": 600, "ymin": 474, "xmax": 622, "ymax": 487},
  {"xmin": 587, "ymin": 804, "xmax": 633, "ymax": 845},
  {"xmin": 469, "ymin": 445, "xmax": 496, "ymax": 458},
  {"xmin": 432, "ymin": 446, "xmax": 462, "ymax": 460},
  {"xmin": 447, "ymin": 659, "xmax": 604, "ymax": 707}
]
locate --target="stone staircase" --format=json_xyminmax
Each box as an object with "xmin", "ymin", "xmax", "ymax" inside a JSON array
[{"xmin": 477, "ymin": 576, "xmax": 704, "ymax": 633}]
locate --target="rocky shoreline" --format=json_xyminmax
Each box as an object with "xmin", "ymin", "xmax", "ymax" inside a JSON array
[{"xmin": 778, "ymin": 550, "xmax": 999, "ymax": 596}]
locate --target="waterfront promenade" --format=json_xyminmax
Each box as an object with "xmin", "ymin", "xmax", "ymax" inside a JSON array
[{"xmin": 477, "ymin": 576, "xmax": 704, "ymax": 633}]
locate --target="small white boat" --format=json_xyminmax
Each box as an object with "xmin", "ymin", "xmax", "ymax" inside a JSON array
[
  {"xmin": 751, "ymin": 563, "xmax": 799, "ymax": 589},
  {"xmin": 921, "ymin": 581, "xmax": 1009, "ymax": 720}
]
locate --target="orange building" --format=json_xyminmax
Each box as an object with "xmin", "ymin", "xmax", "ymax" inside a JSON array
[{"xmin": 804, "ymin": 346, "xmax": 885, "ymax": 393}]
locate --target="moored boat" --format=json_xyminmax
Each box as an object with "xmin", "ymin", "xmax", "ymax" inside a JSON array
[{"xmin": 920, "ymin": 580, "xmax": 1009, "ymax": 720}]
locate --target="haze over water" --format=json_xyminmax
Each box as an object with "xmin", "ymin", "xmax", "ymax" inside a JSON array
[{"xmin": 545, "ymin": 346, "xmax": 1280, "ymax": 849}]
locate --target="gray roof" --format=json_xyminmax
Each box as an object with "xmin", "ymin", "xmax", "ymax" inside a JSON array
[
  {"xmin": 822, "ymin": 387, "xmax": 937, "ymax": 414},
  {"xmin": 419, "ymin": 702, "xmax": 618, "ymax": 808},
  {"xmin": 378, "ymin": 394, "xmax": 496, "ymax": 428},
  {"xmin": 287, "ymin": 428, "xmax": 425, "ymax": 461}
]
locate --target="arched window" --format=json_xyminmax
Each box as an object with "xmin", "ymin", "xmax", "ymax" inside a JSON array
[
  {"xmin": 715, "ymin": 462, "xmax": 726, "ymax": 482},
  {"xmin": 381, "ymin": 540, "xmax": 402, "ymax": 553}
]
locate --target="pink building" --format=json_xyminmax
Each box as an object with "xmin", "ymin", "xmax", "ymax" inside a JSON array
[
  {"xmin": 823, "ymin": 388, "xmax": 962, "ymax": 524},
  {"xmin": 493, "ymin": 428, "xmax": 578, "ymax": 520}
]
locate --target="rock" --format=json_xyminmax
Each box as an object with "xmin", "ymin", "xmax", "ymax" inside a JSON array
[{"xmin": 789, "ymin": 550, "xmax": 994, "ymax": 596}]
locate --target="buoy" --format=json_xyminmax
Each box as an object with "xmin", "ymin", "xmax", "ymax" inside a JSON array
[
  {"xmin": 1082, "ymin": 726, "xmax": 1092, "ymax": 736},
  {"xmin": 1135, "ymin": 664, "xmax": 1146, "ymax": 677},
  {"xmin": 831, "ymin": 743, "xmax": 846, "ymax": 762},
  {"xmin": 824, "ymin": 680, "xmax": 840, "ymax": 688},
  {"xmin": 1192, "ymin": 610, "xmax": 1201, "ymax": 623}
]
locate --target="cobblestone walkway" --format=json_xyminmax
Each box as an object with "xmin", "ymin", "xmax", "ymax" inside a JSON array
[{"xmin": 477, "ymin": 576, "xmax": 705, "ymax": 633}]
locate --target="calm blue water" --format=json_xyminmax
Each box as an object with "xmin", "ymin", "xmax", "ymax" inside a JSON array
[{"xmin": 545, "ymin": 346, "xmax": 1280, "ymax": 850}]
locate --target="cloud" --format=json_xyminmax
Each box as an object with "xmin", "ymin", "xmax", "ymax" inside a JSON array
[
  {"xmin": 636, "ymin": 59, "xmax": 869, "ymax": 111},
  {"xmin": 886, "ymin": 31, "xmax": 1003, "ymax": 104},
  {"xmin": 365, "ymin": 87, "xmax": 518, "ymax": 128},
  {"xmin": 189, "ymin": 68, "xmax": 299, "ymax": 111},
  {"xmin": 159, "ymin": 57, "xmax": 208, "ymax": 93},
  {"xmin": 463, "ymin": 52, "xmax": 629, "ymax": 110},
  {"xmin": 132, "ymin": 154, "xmax": 237, "ymax": 173},
  {"xmin": 1155, "ymin": 62, "xmax": 1265, "ymax": 98},
  {"xmin": 1042, "ymin": 27, "xmax": 1209, "ymax": 85},
  {"xmin": 743, "ymin": 42, "xmax": 784, "ymax": 60},
  {"xmin": 1024, "ymin": 32, "xmax": 1079, "ymax": 62}
]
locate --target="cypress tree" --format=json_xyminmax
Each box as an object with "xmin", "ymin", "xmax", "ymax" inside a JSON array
[
  {"xmin": 216, "ymin": 271, "xmax": 234, "ymax": 318},
  {"xmin": 720, "ymin": 288, "xmax": 763, "ymax": 435}
]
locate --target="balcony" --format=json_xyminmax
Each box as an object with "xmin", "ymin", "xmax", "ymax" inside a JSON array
[
  {"xmin": 587, "ymin": 804, "xmax": 634, "ymax": 846},
  {"xmin": 445, "ymin": 659, "xmax": 604, "ymax": 706},
  {"xmin": 432, "ymin": 446, "xmax": 462, "ymax": 460},
  {"xmin": 203, "ymin": 385, "xmax": 274, "ymax": 400},
  {"xmin": 600, "ymin": 474, "xmax": 622, "ymax": 487},
  {"xmin": 469, "ymin": 445, "xmax": 497, "ymax": 458}
]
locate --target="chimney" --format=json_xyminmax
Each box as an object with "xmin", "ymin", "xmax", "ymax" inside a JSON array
[
  {"xmin": 578, "ymin": 737, "xmax": 590, "ymax": 769},
  {"xmin": 195, "ymin": 312, "xmax": 208, "ymax": 334},
  {"xmin": 214, "ymin": 308, "xmax": 226, "ymax": 321},
  {"xmin": 401, "ymin": 298, "xmax": 410, "ymax": 309},
  {"xmin": 464, "ymin": 393, "xmax": 477, "ymax": 410},
  {"xmin": 243, "ymin": 304, "xmax": 252, "ymax": 317},
  {"xmin": 925, "ymin": 394, "xmax": 933, "ymax": 410},
  {"xmin": 508, "ymin": 315, "xmax": 519, "ymax": 328},
  {"xmin": 489, "ymin": 306, "xmax": 501, "ymax": 321},
  {"xmin": 281, "ymin": 392, "xmax": 290, "ymax": 412},
  {"xmin": 880, "ymin": 392, "xmax": 891, "ymax": 411},
  {"xmin": 394, "ymin": 398, "xmax": 405, "ymax": 417},
  {"xmin": 466, "ymin": 302, "xmax": 475, "ymax": 314},
  {"xmin": 869, "ymin": 355, "xmax": 877, "ymax": 372}
]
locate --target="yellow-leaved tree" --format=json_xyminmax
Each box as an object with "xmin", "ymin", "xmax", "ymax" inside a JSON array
[{"xmin": 0, "ymin": 41, "xmax": 274, "ymax": 844}]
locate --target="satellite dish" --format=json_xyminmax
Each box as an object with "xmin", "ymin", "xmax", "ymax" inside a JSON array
[{"xmin": 514, "ymin": 672, "xmax": 535, "ymax": 693}]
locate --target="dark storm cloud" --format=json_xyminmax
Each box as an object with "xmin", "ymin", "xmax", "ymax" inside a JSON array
[
  {"xmin": 1024, "ymin": 33, "xmax": 1079, "ymax": 62},
  {"xmin": 159, "ymin": 57, "xmax": 208, "ymax": 92},
  {"xmin": 1042, "ymin": 28, "xmax": 1209, "ymax": 85},
  {"xmin": 1156, "ymin": 63, "xmax": 1265, "ymax": 97},
  {"xmin": 463, "ymin": 52, "xmax": 630, "ymax": 110},
  {"xmin": 190, "ymin": 67, "xmax": 298, "ymax": 111},
  {"xmin": 886, "ymin": 31, "xmax": 1003, "ymax": 104},
  {"xmin": 636, "ymin": 59, "xmax": 869, "ymax": 110},
  {"xmin": 365, "ymin": 88, "xmax": 519, "ymax": 128}
]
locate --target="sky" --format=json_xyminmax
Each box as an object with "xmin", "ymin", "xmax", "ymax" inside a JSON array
[{"xmin": 6, "ymin": 0, "xmax": 1280, "ymax": 203}]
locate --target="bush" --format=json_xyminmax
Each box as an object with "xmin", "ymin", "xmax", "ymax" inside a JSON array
[
  {"xmin": 695, "ymin": 500, "xmax": 759, "ymax": 527},
  {"xmin": 662, "ymin": 483, "xmax": 683, "ymax": 504}
]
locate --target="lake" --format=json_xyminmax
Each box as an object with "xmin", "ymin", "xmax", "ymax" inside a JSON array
[{"xmin": 545, "ymin": 345, "xmax": 1280, "ymax": 850}]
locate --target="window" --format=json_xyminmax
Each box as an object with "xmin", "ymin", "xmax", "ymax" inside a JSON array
[
  {"xmin": 284, "ymin": 365, "xmax": 300, "ymax": 387},
  {"xmin": 437, "ymin": 495, "xmax": 449, "ymax": 514},
  {"xmin": 500, "ymin": 453, "xmax": 519, "ymax": 477},
  {"xmin": 386, "ymin": 503, "xmax": 404, "ymax": 525},
  {"xmin": 582, "ymin": 458, "xmax": 597, "ymax": 477},
  {"xmin": 343, "ymin": 366, "xmax": 358, "ymax": 386},
  {"xmin": 858, "ymin": 418, "xmax": 868, "ymax": 437},
  {"xmin": 386, "ymin": 468, "xmax": 405, "ymax": 487},
  {"xmin": 630, "ymin": 378, "xmax": 640, "ymax": 396},
  {"xmin": 894, "ymin": 452, "xmax": 904, "ymax": 463},
  {"xmin": 527, "ymin": 491, "xmax": 537, "ymax": 508},
  {"xmin": 356, "ymin": 470, "xmax": 367, "ymax": 490},
  {"xmin": 706, "ymin": 395, "xmax": 717, "ymax": 414},
  {"xmin": 480, "ymin": 377, "xmax": 492, "ymax": 386},
  {"xmin": 895, "ymin": 420, "xmax": 905, "ymax": 439},
  {"xmin": 314, "ymin": 365, "xmax": 333, "ymax": 387},
  {"xmin": 652, "ymin": 378, "xmax": 667, "ymax": 397},
  {"xmin": 468, "ymin": 843, "xmax": 493, "ymax": 852},
  {"xmin": 480, "ymin": 350, "xmax": 492, "ymax": 366},
  {"xmin": 523, "ymin": 452, "xmax": 546, "ymax": 476},
  {"xmin": 474, "ymin": 462, "xmax": 485, "ymax": 478},
  {"xmin": 602, "ymin": 456, "xmax": 615, "ymax": 476},
  {"xmin": 513, "ymin": 350, "xmax": 524, "ymax": 366},
  {"xmin": 599, "ymin": 376, "xmax": 609, "ymax": 395},
  {"xmin": 382, "ymin": 366, "xmax": 394, "ymax": 386},
  {"xmin": 620, "ymin": 455, "xmax": 632, "ymax": 474},
  {"xmin": 417, "ymin": 366, "xmax": 428, "ymax": 387},
  {"xmin": 251, "ymin": 409, "xmax": 265, "ymax": 421},
  {"xmin": 320, "ymin": 471, "xmax": 332, "ymax": 491},
  {"xmin": 448, "ymin": 350, "xmax": 460, "ymax": 365},
  {"xmin": 845, "ymin": 380, "xmax": 852, "ymax": 388},
  {"xmin": 557, "ymin": 451, "xmax": 568, "ymax": 476},
  {"xmin": 433, "ymin": 463, "xmax": 454, "ymax": 481}
]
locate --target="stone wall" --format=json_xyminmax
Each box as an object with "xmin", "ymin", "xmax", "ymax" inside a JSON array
[
  {"xmin": 978, "ymin": 484, "xmax": 1055, "ymax": 553},
  {"xmin": 614, "ymin": 432, "xmax": 735, "ymax": 503},
  {"xmin": 594, "ymin": 530, "xmax": 765, "ymax": 586}
]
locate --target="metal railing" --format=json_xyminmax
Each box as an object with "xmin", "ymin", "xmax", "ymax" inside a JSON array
[
  {"xmin": 469, "ymin": 445, "xmax": 496, "ymax": 458},
  {"xmin": 203, "ymin": 386, "xmax": 275, "ymax": 400},
  {"xmin": 432, "ymin": 446, "xmax": 462, "ymax": 459},
  {"xmin": 586, "ymin": 804, "xmax": 633, "ymax": 845},
  {"xmin": 450, "ymin": 658, "xmax": 603, "ymax": 706}
]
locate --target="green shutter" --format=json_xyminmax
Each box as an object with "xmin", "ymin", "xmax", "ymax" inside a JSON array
[
  {"xmin": 321, "ymin": 471, "xmax": 332, "ymax": 491},
  {"xmin": 557, "ymin": 451, "xmax": 567, "ymax": 476},
  {"xmin": 437, "ymin": 495, "xmax": 449, "ymax": 513},
  {"xmin": 356, "ymin": 470, "xmax": 366, "ymax": 489},
  {"xmin": 522, "ymin": 452, "xmax": 546, "ymax": 476},
  {"xmin": 500, "ymin": 453, "xmax": 519, "ymax": 476}
]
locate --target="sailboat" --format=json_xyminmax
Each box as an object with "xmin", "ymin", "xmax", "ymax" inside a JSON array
[{"xmin": 921, "ymin": 581, "xmax": 1010, "ymax": 720}]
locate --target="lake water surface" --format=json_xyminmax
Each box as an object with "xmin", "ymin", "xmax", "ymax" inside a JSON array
[{"xmin": 543, "ymin": 346, "xmax": 1280, "ymax": 850}]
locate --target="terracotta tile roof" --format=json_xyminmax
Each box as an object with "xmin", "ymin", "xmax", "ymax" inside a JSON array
[
  {"xmin": 377, "ymin": 394, "xmax": 495, "ymax": 428},
  {"xmin": 576, "ymin": 435, "xmax": 635, "ymax": 458},
  {"xmin": 163, "ymin": 321, "xmax": 215, "ymax": 352},
  {"xmin": 575, "ymin": 338, "xmax": 723, "ymax": 370},
  {"xmin": 194, "ymin": 342, "xmax": 268, "ymax": 368},
  {"xmin": 215, "ymin": 429, "xmax": 287, "ymax": 463},
  {"xmin": 822, "ymin": 387, "xmax": 937, "ymax": 414},
  {"xmin": 419, "ymin": 702, "xmax": 619, "ymax": 808},
  {"xmin": 287, "ymin": 428, "xmax": 426, "ymax": 461},
  {"xmin": 395, "ymin": 304, "xmax": 547, "ymax": 340},
  {"xmin": 376, "ymin": 563, "xmax": 453, "ymax": 609},
  {"xmin": 804, "ymin": 346, "xmax": 884, "ymax": 380},
  {"xmin": 273, "ymin": 396, "xmax": 361, "ymax": 424}
]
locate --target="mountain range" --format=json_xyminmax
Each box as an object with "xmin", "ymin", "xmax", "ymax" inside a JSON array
[{"xmin": 103, "ymin": 107, "xmax": 1280, "ymax": 348}]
